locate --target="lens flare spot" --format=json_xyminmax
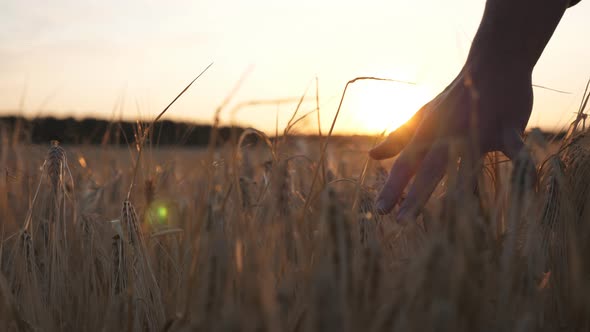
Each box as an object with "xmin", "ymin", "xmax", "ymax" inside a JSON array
[
  {"xmin": 147, "ymin": 201, "xmax": 174, "ymax": 226},
  {"xmin": 78, "ymin": 156, "xmax": 87, "ymax": 168},
  {"xmin": 157, "ymin": 206, "xmax": 168, "ymax": 220}
]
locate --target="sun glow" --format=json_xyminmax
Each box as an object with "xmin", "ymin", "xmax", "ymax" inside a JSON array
[{"xmin": 348, "ymin": 81, "xmax": 432, "ymax": 135}]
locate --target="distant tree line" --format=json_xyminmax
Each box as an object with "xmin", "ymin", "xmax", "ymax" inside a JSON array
[
  {"xmin": 0, "ymin": 116, "xmax": 245, "ymax": 146},
  {"xmin": 0, "ymin": 116, "xmax": 568, "ymax": 146}
]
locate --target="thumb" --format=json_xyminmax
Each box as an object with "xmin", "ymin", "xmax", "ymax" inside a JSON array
[
  {"xmin": 369, "ymin": 102, "xmax": 431, "ymax": 160},
  {"xmin": 369, "ymin": 125, "xmax": 414, "ymax": 160}
]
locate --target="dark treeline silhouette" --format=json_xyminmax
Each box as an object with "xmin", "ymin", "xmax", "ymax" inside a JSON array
[
  {"xmin": 0, "ymin": 115, "xmax": 568, "ymax": 146},
  {"xmin": 0, "ymin": 116, "xmax": 245, "ymax": 146}
]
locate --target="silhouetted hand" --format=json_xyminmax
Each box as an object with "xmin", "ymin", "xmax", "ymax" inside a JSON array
[
  {"xmin": 369, "ymin": 0, "xmax": 582, "ymax": 220},
  {"xmin": 370, "ymin": 67, "xmax": 531, "ymax": 219}
]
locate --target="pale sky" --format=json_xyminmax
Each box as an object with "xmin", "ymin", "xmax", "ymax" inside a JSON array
[{"xmin": 1, "ymin": 0, "xmax": 589, "ymax": 135}]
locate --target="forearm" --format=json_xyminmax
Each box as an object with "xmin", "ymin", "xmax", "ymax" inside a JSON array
[{"xmin": 466, "ymin": 0, "xmax": 576, "ymax": 72}]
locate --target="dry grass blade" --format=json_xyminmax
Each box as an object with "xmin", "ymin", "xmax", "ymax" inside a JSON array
[
  {"xmin": 112, "ymin": 234, "xmax": 126, "ymax": 295},
  {"xmin": 127, "ymin": 62, "xmax": 213, "ymax": 200},
  {"xmin": 531, "ymin": 84, "xmax": 572, "ymax": 94},
  {"xmin": 302, "ymin": 76, "xmax": 415, "ymax": 216},
  {"xmin": 283, "ymin": 80, "xmax": 313, "ymax": 137},
  {"xmin": 565, "ymin": 78, "xmax": 590, "ymax": 139}
]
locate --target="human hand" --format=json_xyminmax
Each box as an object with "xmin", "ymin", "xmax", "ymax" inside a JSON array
[
  {"xmin": 369, "ymin": 66, "xmax": 534, "ymax": 220},
  {"xmin": 367, "ymin": 0, "xmax": 581, "ymax": 221}
]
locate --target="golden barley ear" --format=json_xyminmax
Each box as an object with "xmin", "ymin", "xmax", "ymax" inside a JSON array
[
  {"xmin": 119, "ymin": 199, "xmax": 165, "ymax": 330},
  {"xmin": 46, "ymin": 140, "xmax": 66, "ymax": 195},
  {"xmin": 121, "ymin": 200, "xmax": 143, "ymax": 248}
]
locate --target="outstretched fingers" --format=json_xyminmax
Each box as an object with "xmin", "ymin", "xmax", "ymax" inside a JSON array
[
  {"xmin": 375, "ymin": 149, "xmax": 423, "ymax": 214},
  {"xmin": 396, "ymin": 143, "xmax": 449, "ymax": 222},
  {"xmin": 374, "ymin": 122, "xmax": 439, "ymax": 214}
]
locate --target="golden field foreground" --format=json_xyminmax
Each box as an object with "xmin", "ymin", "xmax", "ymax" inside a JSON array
[{"xmin": 1, "ymin": 124, "xmax": 590, "ymax": 331}]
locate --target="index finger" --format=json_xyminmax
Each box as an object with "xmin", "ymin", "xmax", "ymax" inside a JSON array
[{"xmin": 375, "ymin": 114, "xmax": 440, "ymax": 214}]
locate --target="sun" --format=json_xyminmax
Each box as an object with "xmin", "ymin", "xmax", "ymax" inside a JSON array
[{"xmin": 348, "ymin": 81, "xmax": 431, "ymax": 135}]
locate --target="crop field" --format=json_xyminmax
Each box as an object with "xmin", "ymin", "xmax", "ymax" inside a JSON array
[{"xmin": 0, "ymin": 117, "xmax": 590, "ymax": 331}]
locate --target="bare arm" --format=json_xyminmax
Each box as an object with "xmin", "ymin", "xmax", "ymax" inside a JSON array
[{"xmin": 469, "ymin": 0, "xmax": 575, "ymax": 71}]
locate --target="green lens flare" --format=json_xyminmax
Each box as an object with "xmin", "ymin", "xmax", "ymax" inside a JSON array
[
  {"xmin": 157, "ymin": 206, "xmax": 168, "ymax": 220},
  {"xmin": 147, "ymin": 202, "xmax": 171, "ymax": 225}
]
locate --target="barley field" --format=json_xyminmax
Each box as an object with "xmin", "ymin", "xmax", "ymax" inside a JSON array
[{"xmin": 1, "ymin": 109, "xmax": 590, "ymax": 332}]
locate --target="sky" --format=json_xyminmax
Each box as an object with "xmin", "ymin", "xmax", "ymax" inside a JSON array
[{"xmin": 1, "ymin": 0, "xmax": 589, "ymax": 135}]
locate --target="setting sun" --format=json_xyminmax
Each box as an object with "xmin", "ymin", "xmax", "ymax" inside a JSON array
[
  {"xmin": 0, "ymin": 0, "xmax": 588, "ymax": 134},
  {"xmin": 348, "ymin": 81, "xmax": 432, "ymax": 135}
]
